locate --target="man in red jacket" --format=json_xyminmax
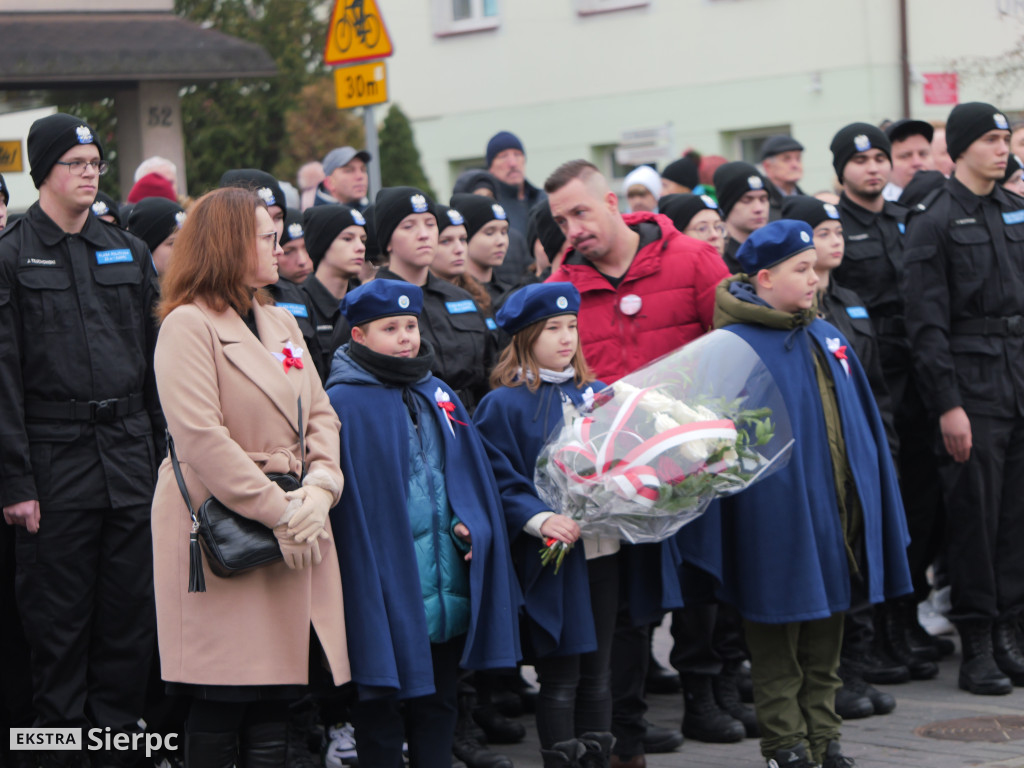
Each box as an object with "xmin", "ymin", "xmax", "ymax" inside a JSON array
[
  {"xmin": 546, "ymin": 159, "xmax": 727, "ymax": 383},
  {"xmin": 545, "ymin": 160, "xmax": 731, "ymax": 766}
]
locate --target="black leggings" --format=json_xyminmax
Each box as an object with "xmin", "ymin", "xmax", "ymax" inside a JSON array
[{"xmin": 533, "ymin": 552, "xmax": 619, "ymax": 748}]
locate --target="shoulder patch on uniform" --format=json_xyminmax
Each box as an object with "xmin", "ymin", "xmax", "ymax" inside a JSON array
[
  {"xmin": 445, "ymin": 299, "xmax": 477, "ymax": 315},
  {"xmin": 276, "ymin": 302, "xmax": 309, "ymax": 318},
  {"xmin": 95, "ymin": 249, "xmax": 133, "ymax": 265},
  {"xmin": 1002, "ymin": 210, "xmax": 1024, "ymax": 226},
  {"xmin": 846, "ymin": 306, "xmax": 869, "ymax": 319}
]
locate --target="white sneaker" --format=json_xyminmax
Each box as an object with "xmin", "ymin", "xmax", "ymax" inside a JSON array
[
  {"xmin": 919, "ymin": 587, "xmax": 955, "ymax": 636},
  {"xmin": 323, "ymin": 723, "xmax": 358, "ymax": 768}
]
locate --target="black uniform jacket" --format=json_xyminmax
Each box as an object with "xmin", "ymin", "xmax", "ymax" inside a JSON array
[
  {"xmin": 902, "ymin": 177, "xmax": 1024, "ymax": 419},
  {"xmin": 376, "ymin": 267, "xmax": 495, "ymax": 411},
  {"xmin": 0, "ymin": 204, "xmax": 161, "ymax": 510}
]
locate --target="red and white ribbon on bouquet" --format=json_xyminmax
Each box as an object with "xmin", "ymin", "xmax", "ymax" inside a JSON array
[{"xmin": 551, "ymin": 386, "xmax": 738, "ymax": 509}]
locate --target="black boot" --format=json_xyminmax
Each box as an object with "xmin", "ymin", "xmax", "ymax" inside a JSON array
[
  {"xmin": 766, "ymin": 743, "xmax": 815, "ymax": 768},
  {"xmin": 833, "ymin": 680, "xmax": 873, "ymax": 720},
  {"xmin": 184, "ymin": 731, "xmax": 237, "ymax": 768},
  {"xmin": 454, "ymin": 691, "xmax": 514, "ymax": 768},
  {"xmin": 284, "ymin": 698, "xmax": 322, "ymax": 768},
  {"xmin": 680, "ymin": 674, "xmax": 745, "ymax": 743},
  {"xmin": 857, "ymin": 646, "xmax": 910, "ymax": 685},
  {"xmin": 578, "ymin": 732, "xmax": 616, "ymax": 768},
  {"xmin": 992, "ymin": 618, "xmax": 1024, "ymax": 685},
  {"xmin": 639, "ymin": 719, "xmax": 683, "ymax": 753},
  {"xmin": 876, "ymin": 602, "xmax": 939, "ymax": 680},
  {"xmin": 712, "ymin": 664, "xmax": 759, "ymax": 737},
  {"xmin": 957, "ymin": 621, "xmax": 1013, "ymax": 695},
  {"xmin": 819, "ymin": 740, "xmax": 856, "ymax": 768},
  {"xmin": 240, "ymin": 722, "xmax": 287, "ymax": 768},
  {"xmin": 541, "ymin": 739, "xmax": 585, "ymax": 768},
  {"xmin": 471, "ymin": 702, "xmax": 526, "ymax": 744}
]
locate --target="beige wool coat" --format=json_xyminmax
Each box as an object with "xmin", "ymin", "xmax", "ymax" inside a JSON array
[{"xmin": 152, "ymin": 297, "xmax": 350, "ymax": 687}]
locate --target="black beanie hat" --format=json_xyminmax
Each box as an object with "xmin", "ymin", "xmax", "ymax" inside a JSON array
[
  {"xmin": 661, "ymin": 157, "xmax": 700, "ymax": 190},
  {"xmin": 280, "ymin": 208, "xmax": 305, "ymax": 246},
  {"xmin": 780, "ymin": 195, "xmax": 841, "ymax": 230},
  {"xmin": 436, "ymin": 204, "xmax": 467, "ymax": 232},
  {"xmin": 946, "ymin": 102, "xmax": 1010, "ymax": 162},
  {"xmin": 659, "ymin": 193, "xmax": 721, "ymax": 233},
  {"xmin": 830, "ymin": 123, "xmax": 891, "ymax": 183},
  {"xmin": 90, "ymin": 191, "xmax": 122, "ymax": 226},
  {"xmin": 0, "ymin": 174, "xmax": 8, "ymax": 206},
  {"xmin": 900, "ymin": 170, "xmax": 947, "ymax": 210},
  {"xmin": 302, "ymin": 204, "xmax": 367, "ymax": 268},
  {"xmin": 527, "ymin": 199, "xmax": 565, "ymax": 261},
  {"xmin": 452, "ymin": 169, "xmax": 499, "ymax": 198},
  {"xmin": 713, "ymin": 162, "xmax": 767, "ymax": 219},
  {"xmin": 374, "ymin": 187, "xmax": 437, "ymax": 254},
  {"xmin": 127, "ymin": 197, "xmax": 186, "ymax": 253},
  {"xmin": 218, "ymin": 169, "xmax": 286, "ymax": 211},
  {"xmin": 28, "ymin": 113, "xmax": 104, "ymax": 189},
  {"xmin": 450, "ymin": 193, "xmax": 509, "ymax": 241}
]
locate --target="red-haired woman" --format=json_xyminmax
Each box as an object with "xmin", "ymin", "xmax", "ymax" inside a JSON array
[{"xmin": 151, "ymin": 187, "xmax": 349, "ymax": 768}]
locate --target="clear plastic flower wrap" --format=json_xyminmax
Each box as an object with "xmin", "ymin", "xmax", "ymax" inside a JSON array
[{"xmin": 534, "ymin": 330, "xmax": 795, "ymax": 557}]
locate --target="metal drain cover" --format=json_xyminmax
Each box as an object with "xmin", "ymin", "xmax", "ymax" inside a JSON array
[{"xmin": 916, "ymin": 715, "xmax": 1024, "ymax": 743}]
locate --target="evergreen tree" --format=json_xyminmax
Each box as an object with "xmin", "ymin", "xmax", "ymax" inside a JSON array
[{"xmin": 379, "ymin": 103, "xmax": 436, "ymax": 200}]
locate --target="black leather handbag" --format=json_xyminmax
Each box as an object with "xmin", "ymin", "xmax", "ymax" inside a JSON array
[{"xmin": 168, "ymin": 399, "xmax": 304, "ymax": 592}]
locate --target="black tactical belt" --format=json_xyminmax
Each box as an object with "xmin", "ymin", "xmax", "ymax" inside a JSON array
[
  {"xmin": 25, "ymin": 393, "xmax": 146, "ymax": 423},
  {"xmin": 873, "ymin": 316, "xmax": 906, "ymax": 336},
  {"xmin": 951, "ymin": 316, "xmax": 1024, "ymax": 336}
]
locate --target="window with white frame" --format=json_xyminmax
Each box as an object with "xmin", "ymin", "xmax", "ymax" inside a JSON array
[
  {"xmin": 433, "ymin": 0, "xmax": 500, "ymax": 36},
  {"xmin": 575, "ymin": 0, "xmax": 650, "ymax": 16}
]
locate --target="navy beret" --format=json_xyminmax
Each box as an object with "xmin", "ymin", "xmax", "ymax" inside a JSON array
[
  {"xmin": 341, "ymin": 279, "xmax": 422, "ymax": 327},
  {"xmin": 496, "ymin": 283, "xmax": 581, "ymax": 335},
  {"xmin": 736, "ymin": 220, "xmax": 815, "ymax": 274}
]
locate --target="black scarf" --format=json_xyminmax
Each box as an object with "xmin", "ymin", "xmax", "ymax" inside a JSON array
[{"xmin": 348, "ymin": 338, "xmax": 435, "ymax": 386}]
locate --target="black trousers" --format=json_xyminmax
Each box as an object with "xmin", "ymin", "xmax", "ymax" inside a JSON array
[
  {"xmin": 14, "ymin": 504, "xmax": 155, "ymax": 732},
  {"xmin": 533, "ymin": 553, "xmax": 618, "ymax": 748},
  {"xmin": 350, "ymin": 637, "xmax": 462, "ymax": 768},
  {"xmin": 1, "ymin": 521, "xmax": 34, "ymax": 763},
  {"xmin": 939, "ymin": 413, "xmax": 1024, "ymax": 623},
  {"xmin": 610, "ymin": 556, "xmax": 649, "ymax": 758}
]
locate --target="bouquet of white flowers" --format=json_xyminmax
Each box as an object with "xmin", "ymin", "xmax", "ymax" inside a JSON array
[{"xmin": 534, "ymin": 330, "xmax": 794, "ymax": 569}]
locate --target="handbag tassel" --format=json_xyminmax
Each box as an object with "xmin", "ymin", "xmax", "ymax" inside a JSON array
[{"xmin": 188, "ymin": 524, "xmax": 206, "ymax": 593}]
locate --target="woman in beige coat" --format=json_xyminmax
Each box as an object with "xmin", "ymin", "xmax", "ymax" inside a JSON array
[{"xmin": 151, "ymin": 187, "xmax": 349, "ymax": 768}]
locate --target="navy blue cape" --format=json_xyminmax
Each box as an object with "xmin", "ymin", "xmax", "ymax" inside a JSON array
[{"xmin": 326, "ymin": 352, "xmax": 522, "ymax": 699}]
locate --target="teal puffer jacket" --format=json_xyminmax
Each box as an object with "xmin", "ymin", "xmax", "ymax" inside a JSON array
[{"xmin": 405, "ymin": 392, "xmax": 471, "ymax": 643}]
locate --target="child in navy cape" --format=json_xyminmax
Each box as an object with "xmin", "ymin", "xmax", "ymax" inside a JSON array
[
  {"xmin": 682, "ymin": 222, "xmax": 912, "ymax": 768},
  {"xmin": 473, "ymin": 283, "xmax": 617, "ymax": 766},
  {"xmin": 324, "ymin": 280, "xmax": 521, "ymax": 767}
]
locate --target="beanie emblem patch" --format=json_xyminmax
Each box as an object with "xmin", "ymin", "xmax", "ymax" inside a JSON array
[
  {"xmin": 352, "ymin": 209, "xmax": 366, "ymax": 225},
  {"xmin": 447, "ymin": 209, "xmax": 464, "ymax": 226},
  {"xmin": 91, "ymin": 201, "xmax": 109, "ymax": 216},
  {"xmin": 853, "ymin": 135, "xmax": 871, "ymax": 152},
  {"xmin": 995, "ymin": 113, "xmax": 1009, "ymax": 130},
  {"xmin": 75, "ymin": 125, "xmax": 93, "ymax": 144},
  {"xmin": 556, "ymin": 296, "xmax": 569, "ymax": 310},
  {"xmin": 410, "ymin": 194, "xmax": 428, "ymax": 213},
  {"xmin": 491, "ymin": 203, "xmax": 508, "ymax": 220},
  {"xmin": 398, "ymin": 295, "xmax": 411, "ymax": 309},
  {"xmin": 700, "ymin": 195, "xmax": 718, "ymax": 209},
  {"xmin": 800, "ymin": 231, "xmax": 811, "ymax": 243},
  {"xmin": 257, "ymin": 187, "xmax": 276, "ymax": 206},
  {"xmin": 824, "ymin": 203, "xmax": 840, "ymax": 219},
  {"xmin": 747, "ymin": 176, "xmax": 764, "ymax": 190},
  {"xmin": 287, "ymin": 222, "xmax": 303, "ymax": 239},
  {"xmin": 175, "ymin": 211, "xmax": 188, "ymax": 228}
]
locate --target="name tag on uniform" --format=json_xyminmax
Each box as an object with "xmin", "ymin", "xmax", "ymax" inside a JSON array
[
  {"xmin": 1003, "ymin": 210, "xmax": 1024, "ymax": 225},
  {"xmin": 25, "ymin": 257, "xmax": 57, "ymax": 267},
  {"xmin": 277, "ymin": 302, "xmax": 309, "ymax": 318},
  {"xmin": 847, "ymin": 233, "xmax": 869, "ymax": 241},
  {"xmin": 485, "ymin": 318, "xmax": 497, "ymax": 330},
  {"xmin": 316, "ymin": 324, "xmax": 333, "ymax": 332},
  {"xmin": 445, "ymin": 300, "xmax": 477, "ymax": 315},
  {"xmin": 846, "ymin": 306, "xmax": 869, "ymax": 319},
  {"xmin": 95, "ymin": 249, "xmax": 133, "ymax": 265},
  {"xmin": 897, "ymin": 222, "xmax": 906, "ymax": 234}
]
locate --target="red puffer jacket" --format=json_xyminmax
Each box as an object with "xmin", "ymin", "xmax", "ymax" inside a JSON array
[{"xmin": 546, "ymin": 212, "xmax": 729, "ymax": 383}]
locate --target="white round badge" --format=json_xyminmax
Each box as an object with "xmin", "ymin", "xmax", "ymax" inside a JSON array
[
  {"xmin": 556, "ymin": 296, "xmax": 569, "ymax": 310},
  {"xmin": 620, "ymin": 294, "xmax": 642, "ymax": 316},
  {"xmin": 398, "ymin": 295, "xmax": 411, "ymax": 309},
  {"xmin": 800, "ymin": 231, "xmax": 811, "ymax": 243}
]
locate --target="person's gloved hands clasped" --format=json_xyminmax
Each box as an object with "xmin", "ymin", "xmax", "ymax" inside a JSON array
[
  {"xmin": 274, "ymin": 524, "xmax": 324, "ymax": 570},
  {"xmin": 284, "ymin": 485, "xmax": 335, "ymax": 543}
]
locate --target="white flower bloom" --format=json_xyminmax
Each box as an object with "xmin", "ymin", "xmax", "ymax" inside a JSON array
[
  {"xmin": 638, "ymin": 390, "xmax": 677, "ymax": 414},
  {"xmin": 613, "ymin": 381, "xmax": 641, "ymax": 398},
  {"xmin": 671, "ymin": 401, "xmax": 704, "ymax": 424},
  {"xmin": 653, "ymin": 413, "xmax": 681, "ymax": 434}
]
